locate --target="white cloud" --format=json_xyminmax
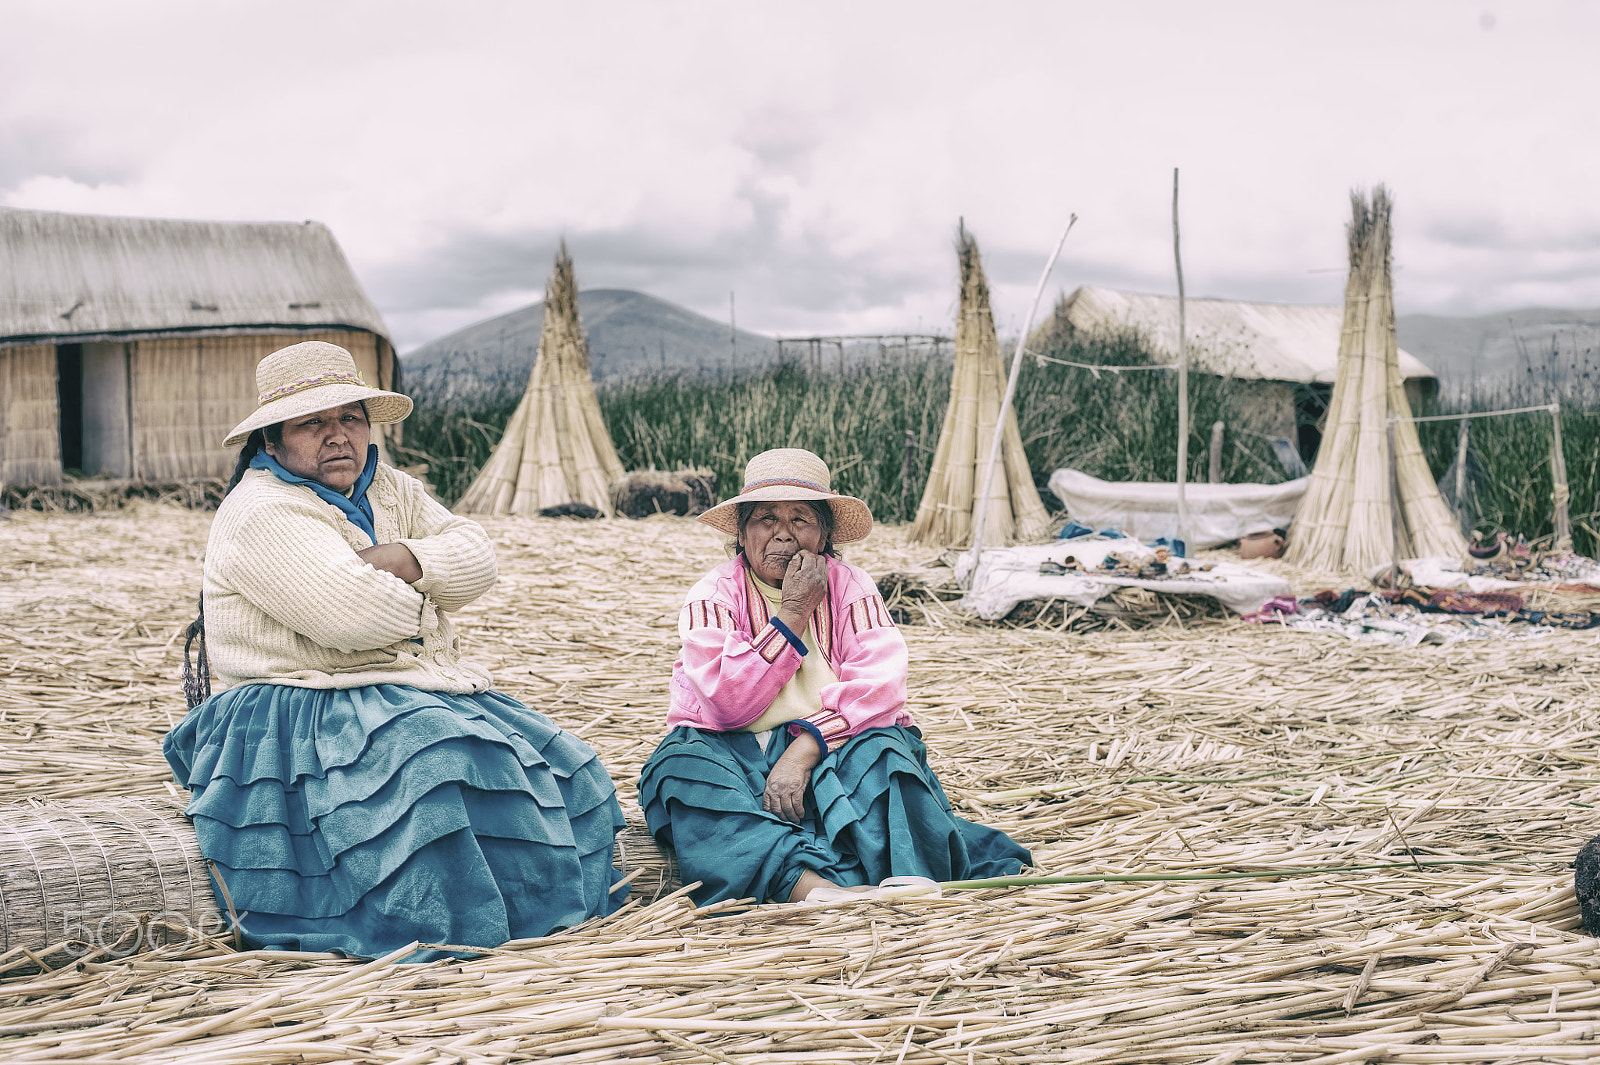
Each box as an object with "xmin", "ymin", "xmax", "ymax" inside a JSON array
[{"xmin": 5, "ymin": 0, "xmax": 1600, "ymax": 348}]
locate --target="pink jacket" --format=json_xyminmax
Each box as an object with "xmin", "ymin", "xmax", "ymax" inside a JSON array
[{"xmin": 665, "ymin": 556, "xmax": 913, "ymax": 749}]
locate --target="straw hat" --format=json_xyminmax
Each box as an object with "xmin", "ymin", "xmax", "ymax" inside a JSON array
[
  {"xmin": 698, "ymin": 448, "xmax": 873, "ymax": 544},
  {"xmin": 223, "ymin": 341, "xmax": 413, "ymax": 448}
]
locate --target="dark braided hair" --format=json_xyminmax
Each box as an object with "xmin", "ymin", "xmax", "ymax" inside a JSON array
[{"xmin": 182, "ymin": 423, "xmax": 282, "ymax": 709}]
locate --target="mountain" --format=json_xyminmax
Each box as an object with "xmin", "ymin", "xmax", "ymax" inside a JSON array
[
  {"xmin": 401, "ymin": 288, "xmax": 780, "ymax": 403},
  {"xmin": 1397, "ymin": 307, "xmax": 1600, "ymax": 394}
]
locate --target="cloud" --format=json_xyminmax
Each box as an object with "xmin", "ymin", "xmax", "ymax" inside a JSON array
[{"xmin": 6, "ymin": 1, "xmax": 1600, "ymax": 350}]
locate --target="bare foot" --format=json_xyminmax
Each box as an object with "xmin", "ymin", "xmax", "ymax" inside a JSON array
[{"xmin": 788, "ymin": 870, "xmax": 838, "ymax": 903}]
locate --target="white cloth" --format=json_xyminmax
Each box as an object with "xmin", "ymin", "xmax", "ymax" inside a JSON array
[
  {"xmin": 1047, "ymin": 469, "xmax": 1308, "ymax": 549},
  {"xmin": 960, "ymin": 539, "xmax": 1292, "ymax": 620}
]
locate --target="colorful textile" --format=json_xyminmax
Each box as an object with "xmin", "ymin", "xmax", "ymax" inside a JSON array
[
  {"xmin": 667, "ymin": 557, "xmax": 910, "ymax": 749},
  {"xmin": 638, "ymin": 724, "xmax": 1031, "ymax": 905},
  {"xmin": 165, "ymin": 683, "xmax": 627, "ymax": 960}
]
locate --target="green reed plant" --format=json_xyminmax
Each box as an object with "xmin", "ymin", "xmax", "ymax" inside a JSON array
[{"xmin": 402, "ymin": 327, "xmax": 1293, "ymax": 522}]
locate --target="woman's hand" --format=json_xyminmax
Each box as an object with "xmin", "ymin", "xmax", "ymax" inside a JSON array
[
  {"xmin": 762, "ymin": 731, "xmax": 822, "ymax": 822},
  {"xmin": 775, "ymin": 550, "xmax": 828, "ymax": 634},
  {"xmin": 357, "ymin": 543, "xmax": 422, "ymax": 584}
]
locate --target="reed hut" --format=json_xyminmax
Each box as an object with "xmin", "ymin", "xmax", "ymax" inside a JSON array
[
  {"xmin": 1030, "ymin": 285, "xmax": 1437, "ymax": 460},
  {"xmin": 454, "ymin": 243, "xmax": 624, "ymax": 517},
  {"xmin": 1285, "ymin": 188, "xmax": 1466, "ymax": 571},
  {"xmin": 0, "ymin": 207, "xmax": 398, "ymax": 487},
  {"xmin": 910, "ymin": 223, "xmax": 1051, "ymax": 547}
]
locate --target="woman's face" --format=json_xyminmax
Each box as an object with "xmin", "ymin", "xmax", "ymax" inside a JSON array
[
  {"xmin": 265, "ymin": 402, "xmax": 371, "ymax": 490},
  {"xmin": 738, "ymin": 501, "xmax": 824, "ymax": 585}
]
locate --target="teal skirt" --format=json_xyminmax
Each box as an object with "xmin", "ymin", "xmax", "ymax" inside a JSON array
[
  {"xmin": 163, "ymin": 683, "xmax": 627, "ymax": 961},
  {"xmin": 638, "ymin": 725, "xmax": 1031, "ymax": 905}
]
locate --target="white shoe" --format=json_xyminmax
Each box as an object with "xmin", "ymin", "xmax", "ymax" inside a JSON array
[{"xmin": 803, "ymin": 875, "xmax": 942, "ymax": 904}]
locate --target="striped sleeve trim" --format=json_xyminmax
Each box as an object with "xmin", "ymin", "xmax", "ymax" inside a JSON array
[
  {"xmin": 751, "ymin": 622, "xmax": 794, "ymax": 663},
  {"xmin": 788, "ymin": 708, "xmax": 851, "ymax": 752},
  {"xmin": 849, "ymin": 594, "xmax": 895, "ymax": 633},
  {"xmin": 683, "ymin": 601, "xmax": 737, "ymax": 632}
]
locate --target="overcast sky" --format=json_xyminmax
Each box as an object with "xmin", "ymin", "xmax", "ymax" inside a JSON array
[{"xmin": 5, "ymin": 1, "xmax": 1599, "ymax": 351}]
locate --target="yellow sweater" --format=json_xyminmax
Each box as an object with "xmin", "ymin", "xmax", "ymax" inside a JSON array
[{"xmin": 202, "ymin": 464, "xmax": 499, "ymax": 693}]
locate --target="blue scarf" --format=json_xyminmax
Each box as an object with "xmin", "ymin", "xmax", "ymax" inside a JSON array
[{"xmin": 251, "ymin": 444, "xmax": 379, "ymax": 544}]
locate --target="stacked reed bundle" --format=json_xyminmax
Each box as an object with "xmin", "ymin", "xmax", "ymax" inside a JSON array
[
  {"xmin": 454, "ymin": 242, "xmax": 624, "ymax": 517},
  {"xmin": 910, "ymin": 223, "xmax": 1051, "ymax": 547},
  {"xmin": 1287, "ymin": 188, "xmax": 1466, "ymax": 571}
]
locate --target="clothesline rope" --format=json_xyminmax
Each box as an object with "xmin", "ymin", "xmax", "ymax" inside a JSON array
[
  {"xmin": 1028, "ymin": 348, "xmax": 1178, "ymax": 375},
  {"xmin": 1393, "ymin": 403, "xmax": 1559, "ymax": 425}
]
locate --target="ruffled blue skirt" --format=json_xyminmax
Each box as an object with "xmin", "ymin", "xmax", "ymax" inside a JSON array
[
  {"xmin": 638, "ymin": 725, "xmax": 1031, "ymax": 905},
  {"xmin": 163, "ymin": 683, "xmax": 627, "ymax": 961}
]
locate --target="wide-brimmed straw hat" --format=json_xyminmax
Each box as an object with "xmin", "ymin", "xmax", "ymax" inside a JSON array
[
  {"xmin": 698, "ymin": 448, "xmax": 873, "ymax": 544},
  {"xmin": 223, "ymin": 341, "xmax": 413, "ymax": 448}
]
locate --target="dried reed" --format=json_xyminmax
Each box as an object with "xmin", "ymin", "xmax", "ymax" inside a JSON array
[
  {"xmin": 910, "ymin": 223, "xmax": 1051, "ymax": 548},
  {"xmin": 2, "ymin": 504, "xmax": 1598, "ymax": 1063},
  {"xmin": 1288, "ymin": 189, "xmax": 1467, "ymax": 572},
  {"xmin": 453, "ymin": 242, "xmax": 625, "ymax": 517}
]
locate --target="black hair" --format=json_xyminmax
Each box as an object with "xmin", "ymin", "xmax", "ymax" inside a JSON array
[
  {"xmin": 181, "ymin": 422, "xmax": 284, "ymax": 709},
  {"xmin": 182, "ymin": 403, "xmax": 373, "ymax": 708},
  {"xmin": 731, "ymin": 498, "xmax": 840, "ymax": 559}
]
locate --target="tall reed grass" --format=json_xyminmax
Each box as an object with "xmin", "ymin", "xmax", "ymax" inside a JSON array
[
  {"xmin": 402, "ymin": 330, "xmax": 1291, "ymax": 523},
  {"xmin": 1417, "ymin": 378, "xmax": 1600, "ymax": 557},
  {"xmin": 401, "ymin": 328, "xmax": 1600, "ymax": 555}
]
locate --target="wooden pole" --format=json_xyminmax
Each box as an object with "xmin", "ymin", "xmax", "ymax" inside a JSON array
[
  {"xmin": 1453, "ymin": 417, "xmax": 1470, "ymax": 532},
  {"xmin": 1208, "ymin": 421, "xmax": 1225, "ymax": 484},
  {"xmin": 960, "ymin": 215, "xmax": 1076, "ymax": 583},
  {"xmin": 1173, "ymin": 168, "xmax": 1190, "ymax": 551},
  {"xmin": 1551, "ymin": 403, "xmax": 1573, "ymax": 551},
  {"xmin": 1387, "ymin": 418, "xmax": 1402, "ymax": 587},
  {"xmin": 902, "ymin": 430, "xmax": 915, "ymax": 522}
]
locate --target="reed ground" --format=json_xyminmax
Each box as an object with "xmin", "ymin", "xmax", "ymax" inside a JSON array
[{"xmin": 2, "ymin": 506, "xmax": 1599, "ymax": 1063}]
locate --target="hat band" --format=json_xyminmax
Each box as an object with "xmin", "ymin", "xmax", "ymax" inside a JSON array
[
  {"xmin": 741, "ymin": 476, "xmax": 834, "ymax": 496},
  {"xmin": 259, "ymin": 370, "xmax": 368, "ymax": 405}
]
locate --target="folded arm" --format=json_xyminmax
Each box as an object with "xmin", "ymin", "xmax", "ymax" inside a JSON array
[
  {"xmin": 214, "ymin": 494, "xmax": 428, "ymax": 653},
  {"xmin": 392, "ymin": 473, "xmax": 499, "ymax": 611}
]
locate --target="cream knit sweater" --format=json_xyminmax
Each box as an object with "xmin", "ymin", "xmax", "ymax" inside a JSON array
[{"xmin": 203, "ymin": 464, "xmax": 499, "ymax": 693}]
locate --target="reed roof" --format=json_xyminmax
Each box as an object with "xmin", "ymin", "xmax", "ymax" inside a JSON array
[
  {"xmin": 1041, "ymin": 284, "xmax": 1436, "ymax": 384},
  {"xmin": 0, "ymin": 206, "xmax": 391, "ymax": 347}
]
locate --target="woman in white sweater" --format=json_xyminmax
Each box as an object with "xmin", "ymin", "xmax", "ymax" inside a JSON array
[{"xmin": 164, "ymin": 341, "xmax": 626, "ymax": 960}]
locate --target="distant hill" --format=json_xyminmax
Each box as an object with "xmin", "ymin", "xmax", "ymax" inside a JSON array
[
  {"xmin": 401, "ymin": 288, "xmax": 780, "ymax": 404},
  {"xmin": 1398, "ymin": 307, "xmax": 1600, "ymax": 396}
]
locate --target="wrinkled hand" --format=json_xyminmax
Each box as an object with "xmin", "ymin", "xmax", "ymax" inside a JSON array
[
  {"xmin": 762, "ymin": 731, "xmax": 823, "ymax": 822},
  {"xmin": 357, "ymin": 543, "xmax": 422, "ymax": 584},
  {"xmin": 776, "ymin": 550, "xmax": 828, "ymax": 632}
]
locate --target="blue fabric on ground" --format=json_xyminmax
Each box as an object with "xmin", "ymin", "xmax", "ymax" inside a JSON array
[
  {"xmin": 638, "ymin": 724, "xmax": 1031, "ymax": 906},
  {"xmin": 163, "ymin": 683, "xmax": 628, "ymax": 960},
  {"xmin": 1057, "ymin": 520, "xmax": 1096, "ymax": 540}
]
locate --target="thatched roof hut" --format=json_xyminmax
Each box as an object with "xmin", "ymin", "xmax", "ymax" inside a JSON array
[
  {"xmin": 0, "ymin": 207, "xmax": 397, "ymax": 486},
  {"xmin": 1030, "ymin": 285, "xmax": 1437, "ymax": 457}
]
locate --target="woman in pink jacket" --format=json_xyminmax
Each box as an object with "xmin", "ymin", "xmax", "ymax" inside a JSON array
[{"xmin": 638, "ymin": 448, "xmax": 1030, "ymax": 905}]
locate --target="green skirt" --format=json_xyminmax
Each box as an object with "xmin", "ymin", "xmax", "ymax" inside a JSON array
[
  {"xmin": 638, "ymin": 724, "xmax": 1030, "ymax": 905},
  {"xmin": 164, "ymin": 683, "xmax": 628, "ymax": 961}
]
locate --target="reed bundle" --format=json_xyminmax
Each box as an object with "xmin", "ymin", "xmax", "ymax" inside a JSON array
[
  {"xmin": 5, "ymin": 505, "xmax": 1600, "ymax": 1062},
  {"xmin": 910, "ymin": 223, "xmax": 1051, "ymax": 547},
  {"xmin": 454, "ymin": 242, "xmax": 625, "ymax": 517},
  {"xmin": 1287, "ymin": 189, "xmax": 1467, "ymax": 572}
]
